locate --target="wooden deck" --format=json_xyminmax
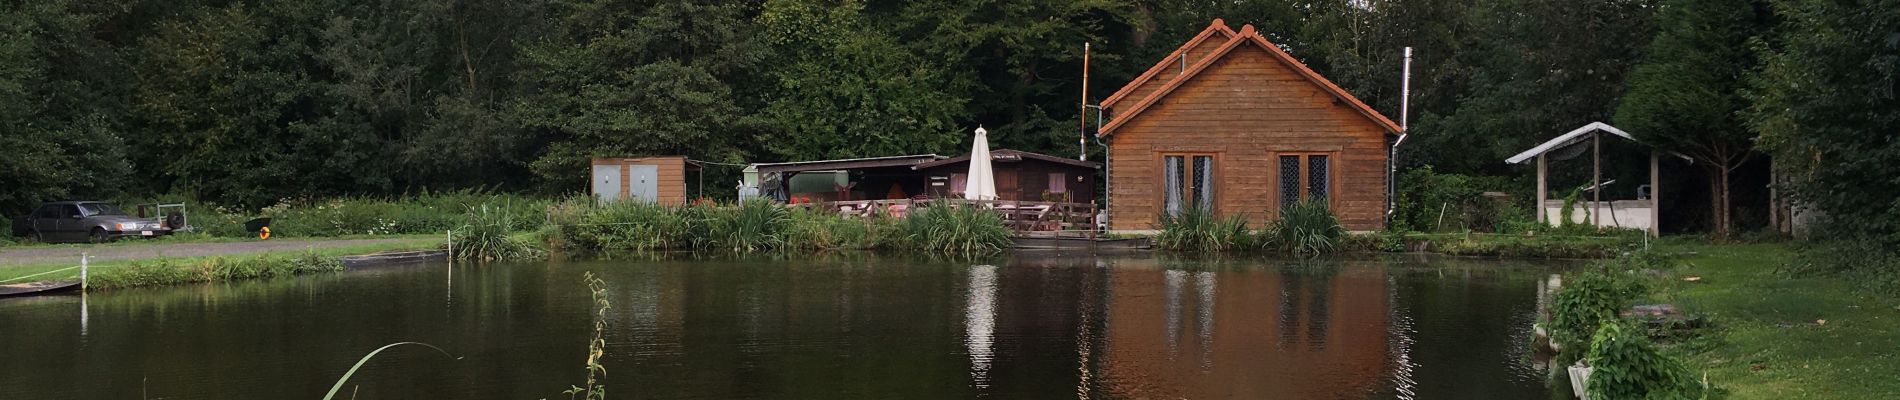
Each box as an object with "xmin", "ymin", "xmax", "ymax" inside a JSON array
[{"xmin": 793, "ymin": 199, "xmax": 1100, "ymax": 234}]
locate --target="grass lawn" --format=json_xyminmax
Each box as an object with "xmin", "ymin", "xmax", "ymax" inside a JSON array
[
  {"xmin": 1656, "ymin": 242, "xmax": 1900, "ymax": 399},
  {"xmin": 0, "ymin": 237, "xmax": 444, "ymax": 285}
]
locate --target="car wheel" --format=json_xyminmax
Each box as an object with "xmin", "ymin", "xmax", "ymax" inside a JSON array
[
  {"xmin": 90, "ymin": 228, "xmax": 109, "ymax": 244},
  {"xmin": 31, "ymin": 229, "xmax": 45, "ymax": 243}
]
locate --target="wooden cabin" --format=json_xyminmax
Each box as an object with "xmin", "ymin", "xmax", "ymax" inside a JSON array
[
  {"xmin": 1100, "ymin": 20, "xmax": 1400, "ymax": 231},
  {"xmin": 912, "ymin": 149, "xmax": 1101, "ymax": 203},
  {"xmin": 591, "ymin": 156, "xmax": 696, "ymax": 205}
]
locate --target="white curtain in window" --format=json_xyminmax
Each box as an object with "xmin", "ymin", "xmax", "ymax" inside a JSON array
[{"xmin": 1164, "ymin": 156, "xmax": 1184, "ymax": 215}]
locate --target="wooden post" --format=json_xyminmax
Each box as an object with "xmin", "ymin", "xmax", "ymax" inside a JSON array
[
  {"xmin": 1650, "ymin": 151, "xmax": 1661, "ymax": 237},
  {"xmin": 1592, "ymin": 133, "xmax": 1601, "ymax": 228},
  {"xmin": 1536, "ymin": 154, "xmax": 1548, "ymax": 225}
]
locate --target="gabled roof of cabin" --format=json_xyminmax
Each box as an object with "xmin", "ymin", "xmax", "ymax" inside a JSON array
[
  {"xmin": 911, "ymin": 149, "xmax": 1101, "ymax": 170},
  {"xmin": 1098, "ymin": 20, "xmax": 1237, "ymax": 111},
  {"xmin": 1100, "ymin": 21, "xmax": 1402, "ymax": 137}
]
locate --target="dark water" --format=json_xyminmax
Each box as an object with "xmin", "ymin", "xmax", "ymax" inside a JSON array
[{"xmin": 0, "ymin": 253, "xmax": 1574, "ymax": 399}]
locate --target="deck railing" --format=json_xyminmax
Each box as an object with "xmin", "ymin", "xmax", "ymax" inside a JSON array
[{"xmin": 792, "ymin": 199, "xmax": 1099, "ymax": 234}]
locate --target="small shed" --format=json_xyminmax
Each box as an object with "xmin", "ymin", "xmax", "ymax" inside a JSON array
[
  {"xmin": 1505, "ymin": 122, "xmax": 1688, "ymax": 236},
  {"xmin": 911, "ymin": 149, "xmax": 1101, "ymax": 203},
  {"xmin": 591, "ymin": 156, "xmax": 697, "ymax": 205}
]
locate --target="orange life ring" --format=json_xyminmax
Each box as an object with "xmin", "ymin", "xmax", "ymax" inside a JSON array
[{"xmin": 259, "ymin": 226, "xmax": 271, "ymax": 240}]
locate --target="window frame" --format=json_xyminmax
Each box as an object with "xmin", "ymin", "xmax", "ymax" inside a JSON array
[
  {"xmin": 1157, "ymin": 151, "xmax": 1220, "ymax": 216},
  {"xmin": 1274, "ymin": 152, "xmax": 1338, "ymax": 212}
]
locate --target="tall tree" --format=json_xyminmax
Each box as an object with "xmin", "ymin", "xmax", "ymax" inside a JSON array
[
  {"xmin": 1616, "ymin": 0, "xmax": 1772, "ymax": 238},
  {"xmin": 513, "ymin": 0, "xmax": 764, "ymax": 192},
  {"xmin": 1419, "ymin": 0, "xmax": 1660, "ymax": 174},
  {"xmin": 0, "ymin": 1, "xmax": 135, "ymax": 215},
  {"xmin": 755, "ymin": 0, "xmax": 967, "ymax": 160},
  {"xmin": 1749, "ymin": 0, "xmax": 1900, "ymax": 245}
]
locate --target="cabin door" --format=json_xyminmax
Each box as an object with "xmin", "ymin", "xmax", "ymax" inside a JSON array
[{"xmin": 996, "ymin": 169, "xmax": 1020, "ymax": 201}]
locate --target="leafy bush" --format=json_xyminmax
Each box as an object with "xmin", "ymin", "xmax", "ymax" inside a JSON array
[
  {"xmin": 453, "ymin": 203, "xmax": 546, "ymax": 262},
  {"xmin": 1430, "ymin": 233, "xmax": 1634, "ymax": 259},
  {"xmin": 710, "ymin": 200, "xmax": 788, "ymax": 252},
  {"xmin": 1154, "ymin": 208, "xmax": 1253, "ymax": 252},
  {"xmin": 1339, "ymin": 230, "xmax": 1406, "ymax": 253},
  {"xmin": 1395, "ymin": 167, "xmax": 1523, "ymax": 233},
  {"xmin": 1549, "ymin": 271, "xmax": 1649, "ymax": 365},
  {"xmin": 900, "ymin": 202, "xmax": 1012, "ymax": 254},
  {"xmin": 1584, "ymin": 321, "xmax": 1703, "ymax": 400},
  {"xmin": 1264, "ymin": 200, "xmax": 1346, "ymax": 256},
  {"xmin": 118, "ymin": 190, "xmax": 549, "ymax": 239},
  {"xmin": 782, "ymin": 208, "xmax": 898, "ymax": 250}
]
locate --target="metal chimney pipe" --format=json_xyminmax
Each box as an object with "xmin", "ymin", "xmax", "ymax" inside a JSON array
[{"xmin": 1386, "ymin": 47, "xmax": 1413, "ymax": 226}]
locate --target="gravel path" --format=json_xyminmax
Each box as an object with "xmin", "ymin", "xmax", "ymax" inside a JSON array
[{"xmin": 0, "ymin": 238, "xmax": 427, "ymax": 266}]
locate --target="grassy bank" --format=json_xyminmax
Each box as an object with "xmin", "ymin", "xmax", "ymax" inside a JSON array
[
  {"xmin": 1656, "ymin": 243, "xmax": 1900, "ymax": 399},
  {"xmin": 1408, "ymin": 232, "xmax": 1639, "ymax": 258},
  {"xmin": 0, "ymin": 238, "xmax": 443, "ymax": 289}
]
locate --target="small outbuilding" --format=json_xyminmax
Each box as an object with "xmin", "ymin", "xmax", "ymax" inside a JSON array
[
  {"xmin": 591, "ymin": 156, "xmax": 697, "ymax": 205},
  {"xmin": 1505, "ymin": 122, "xmax": 1689, "ymax": 236},
  {"xmin": 1099, "ymin": 20, "xmax": 1400, "ymax": 231}
]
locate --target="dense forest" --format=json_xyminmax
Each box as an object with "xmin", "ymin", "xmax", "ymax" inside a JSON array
[{"xmin": 1, "ymin": 0, "xmax": 1895, "ymax": 245}]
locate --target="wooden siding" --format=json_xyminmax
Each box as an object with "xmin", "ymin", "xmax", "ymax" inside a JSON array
[
  {"xmin": 592, "ymin": 156, "xmax": 690, "ymax": 205},
  {"xmin": 1107, "ymin": 45, "xmax": 1389, "ymax": 231}
]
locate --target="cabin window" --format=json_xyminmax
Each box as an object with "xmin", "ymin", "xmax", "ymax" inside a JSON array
[
  {"xmin": 1164, "ymin": 154, "xmax": 1215, "ymax": 214},
  {"xmin": 950, "ymin": 173, "xmax": 967, "ymax": 196},
  {"xmin": 1048, "ymin": 173, "xmax": 1067, "ymax": 193},
  {"xmin": 1278, "ymin": 154, "xmax": 1332, "ymax": 209}
]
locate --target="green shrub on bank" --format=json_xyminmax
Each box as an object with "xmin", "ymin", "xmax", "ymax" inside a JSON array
[
  {"xmin": 545, "ymin": 198, "xmax": 1008, "ymax": 254},
  {"xmin": 115, "ymin": 190, "xmax": 548, "ymax": 239},
  {"xmin": 1154, "ymin": 208, "xmax": 1253, "ymax": 252},
  {"xmin": 1549, "ymin": 270, "xmax": 1649, "ymax": 365},
  {"xmin": 1264, "ymin": 201, "xmax": 1345, "ymax": 256},
  {"xmin": 901, "ymin": 203, "xmax": 1013, "ymax": 254},
  {"xmin": 712, "ymin": 200, "xmax": 788, "ymax": 252},
  {"xmin": 1585, "ymin": 321, "xmax": 1703, "ymax": 399},
  {"xmin": 1153, "ymin": 202, "xmax": 1348, "ymax": 256},
  {"xmin": 453, "ymin": 203, "xmax": 546, "ymax": 262},
  {"xmin": 781, "ymin": 208, "xmax": 899, "ymax": 250},
  {"xmin": 88, "ymin": 252, "xmax": 345, "ymax": 290},
  {"xmin": 1428, "ymin": 233, "xmax": 1636, "ymax": 258},
  {"xmin": 1394, "ymin": 167, "xmax": 1525, "ymax": 233}
]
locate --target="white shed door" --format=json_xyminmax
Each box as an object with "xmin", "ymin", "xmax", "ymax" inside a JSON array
[
  {"xmin": 593, "ymin": 165, "xmax": 622, "ymax": 202},
  {"xmin": 627, "ymin": 165, "xmax": 660, "ymax": 202}
]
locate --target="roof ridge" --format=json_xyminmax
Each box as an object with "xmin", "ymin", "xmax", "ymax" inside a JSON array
[
  {"xmin": 1098, "ymin": 19, "xmax": 1235, "ymax": 110},
  {"xmin": 1100, "ymin": 23, "xmax": 1402, "ymax": 136}
]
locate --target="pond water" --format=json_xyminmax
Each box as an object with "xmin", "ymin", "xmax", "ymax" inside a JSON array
[{"xmin": 0, "ymin": 253, "xmax": 1575, "ymax": 399}]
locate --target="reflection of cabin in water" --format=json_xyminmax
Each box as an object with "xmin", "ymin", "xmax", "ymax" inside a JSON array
[
  {"xmin": 750, "ymin": 150, "xmax": 1099, "ymax": 205},
  {"xmin": 1089, "ymin": 262, "xmax": 1390, "ymax": 398}
]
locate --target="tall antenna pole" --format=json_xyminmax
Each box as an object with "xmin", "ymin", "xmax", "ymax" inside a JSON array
[{"xmin": 1080, "ymin": 42, "xmax": 1090, "ymax": 161}]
